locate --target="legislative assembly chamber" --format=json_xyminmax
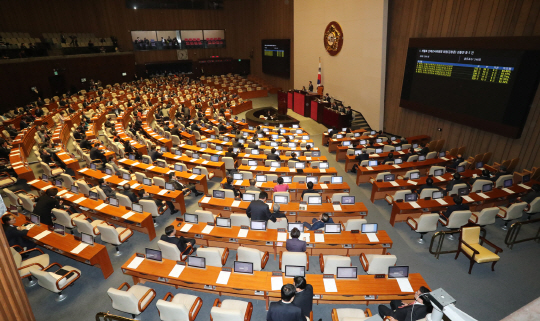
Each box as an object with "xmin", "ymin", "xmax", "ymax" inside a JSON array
[{"xmin": 1, "ymin": 1, "xmax": 539, "ymax": 321}]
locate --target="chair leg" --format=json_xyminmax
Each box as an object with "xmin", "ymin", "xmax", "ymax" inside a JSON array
[
  {"xmin": 491, "ymin": 260, "xmax": 498, "ymax": 272},
  {"xmin": 454, "ymin": 249, "xmax": 460, "ymax": 260},
  {"xmin": 502, "ymin": 221, "xmax": 509, "ymax": 230},
  {"xmin": 115, "ymin": 246, "xmax": 122, "ymax": 257},
  {"xmin": 26, "ymin": 276, "xmax": 37, "ymax": 287},
  {"xmin": 417, "ymin": 233, "xmax": 426, "ymax": 244},
  {"xmin": 468, "ymin": 260, "xmax": 475, "ymax": 274},
  {"xmin": 56, "ymin": 291, "xmax": 67, "ymax": 302}
]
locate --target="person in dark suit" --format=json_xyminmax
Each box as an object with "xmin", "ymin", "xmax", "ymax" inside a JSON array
[
  {"xmin": 168, "ymin": 172, "xmax": 203, "ymax": 198},
  {"xmin": 286, "ymin": 227, "xmax": 306, "ymax": 252},
  {"xmin": 303, "ymin": 213, "xmax": 333, "ymax": 231},
  {"xmin": 351, "ymin": 150, "xmax": 370, "ymax": 173},
  {"xmin": 99, "ymin": 178, "xmax": 116, "ymax": 198},
  {"xmin": 469, "ymin": 169, "xmax": 492, "ymax": 186},
  {"xmin": 224, "ymin": 147, "xmax": 238, "ymax": 159},
  {"xmin": 383, "ymin": 152, "xmax": 395, "ymax": 164},
  {"xmin": 149, "ymin": 145, "xmax": 163, "ymax": 161},
  {"xmin": 267, "ymin": 284, "xmax": 304, "ymax": 321},
  {"xmin": 308, "ymin": 81, "xmax": 314, "ymax": 92},
  {"xmin": 246, "ymin": 192, "xmax": 279, "ymax": 223},
  {"xmin": 491, "ymin": 165, "xmax": 509, "ymax": 182},
  {"xmin": 324, "ymin": 93, "xmax": 331, "ymax": 102},
  {"xmin": 33, "ymin": 188, "xmax": 62, "ymax": 226},
  {"xmin": 223, "ymin": 176, "xmax": 242, "ymax": 198},
  {"xmin": 402, "ymin": 148, "xmax": 416, "ymax": 162},
  {"xmin": 120, "ymin": 184, "xmax": 138, "ymax": 204},
  {"xmin": 161, "ymin": 225, "xmax": 196, "ymax": 254},
  {"xmin": 417, "ymin": 177, "xmax": 442, "ymax": 194},
  {"xmin": 170, "ymin": 124, "xmax": 180, "ymax": 137},
  {"xmin": 418, "ymin": 143, "xmax": 430, "ymax": 156},
  {"xmin": 301, "ymin": 182, "xmax": 318, "ymax": 199},
  {"xmin": 2, "ymin": 214, "xmax": 35, "ymax": 249},
  {"xmin": 289, "ymin": 152, "xmax": 300, "ymax": 162},
  {"xmin": 80, "ymin": 137, "xmax": 92, "ymax": 150},
  {"xmin": 441, "ymin": 196, "xmax": 469, "ymax": 220},
  {"xmin": 446, "ymin": 153, "xmax": 465, "ymax": 172},
  {"xmin": 518, "ymin": 184, "xmax": 540, "ymax": 204},
  {"xmin": 445, "ymin": 173, "xmax": 465, "ymax": 194},
  {"xmin": 267, "ymin": 148, "xmax": 281, "ymax": 161},
  {"xmin": 90, "ymin": 143, "xmax": 107, "ymax": 164},
  {"xmin": 138, "ymin": 189, "xmax": 175, "ymax": 215},
  {"xmin": 292, "ymin": 276, "xmax": 313, "ymax": 320},
  {"xmin": 248, "ymin": 139, "xmax": 258, "ymax": 149},
  {"xmin": 379, "ymin": 287, "xmax": 431, "ymax": 321}
]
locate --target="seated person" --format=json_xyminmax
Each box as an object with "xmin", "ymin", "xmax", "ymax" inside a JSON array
[
  {"xmin": 168, "ymin": 172, "xmax": 203, "ymax": 198},
  {"xmin": 223, "ymin": 176, "xmax": 242, "ymax": 198},
  {"xmin": 289, "ymin": 152, "xmax": 300, "ymax": 162},
  {"xmin": 224, "ymin": 147, "xmax": 238, "ymax": 159},
  {"xmin": 246, "ymin": 179, "xmax": 260, "ymax": 192},
  {"xmin": 446, "ymin": 153, "xmax": 465, "ymax": 172},
  {"xmin": 292, "ymin": 276, "xmax": 314, "ymax": 320},
  {"xmin": 272, "ymin": 203, "xmax": 287, "ymax": 220},
  {"xmin": 469, "ymin": 169, "xmax": 491, "ymax": 186},
  {"xmin": 378, "ymin": 286, "xmax": 432, "ymax": 321},
  {"xmin": 491, "ymin": 165, "xmax": 509, "ymax": 182},
  {"xmin": 440, "ymin": 195, "xmax": 469, "ymax": 220},
  {"xmin": 149, "ymin": 145, "xmax": 163, "ymax": 161},
  {"xmin": 161, "ymin": 225, "xmax": 196, "ymax": 254},
  {"xmin": 273, "ymin": 176, "xmax": 289, "ymax": 192},
  {"xmin": 351, "ymin": 150, "xmax": 369, "ymax": 173},
  {"xmin": 246, "ymin": 191, "xmax": 282, "ymax": 223},
  {"xmin": 417, "ymin": 142, "xmax": 430, "ymax": 156},
  {"xmin": 301, "ymin": 181, "xmax": 317, "ymax": 199},
  {"xmin": 383, "ymin": 152, "xmax": 395, "ymax": 164},
  {"xmin": 303, "ymin": 213, "xmax": 333, "ymax": 231},
  {"xmin": 417, "ymin": 177, "xmax": 442, "ymax": 195},
  {"xmin": 286, "ymin": 227, "xmax": 306, "ymax": 252},
  {"xmin": 267, "ymin": 148, "xmax": 281, "ymax": 161},
  {"xmin": 518, "ymin": 184, "xmax": 540, "ymax": 204},
  {"xmin": 2, "ymin": 214, "xmax": 35, "ymax": 249},
  {"xmin": 445, "ymin": 173, "xmax": 465, "ymax": 193},
  {"xmin": 120, "ymin": 184, "xmax": 138, "ymax": 204},
  {"xmin": 99, "ymin": 178, "xmax": 116, "ymax": 198}
]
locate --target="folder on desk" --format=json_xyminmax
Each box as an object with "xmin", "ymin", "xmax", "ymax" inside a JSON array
[
  {"xmin": 189, "ymin": 174, "xmax": 198, "ymax": 180},
  {"xmin": 409, "ymin": 202, "xmax": 421, "ymax": 209},
  {"xmin": 95, "ymin": 203, "xmax": 108, "ymax": 210},
  {"xmin": 168, "ymin": 264, "xmax": 185, "ymax": 278},
  {"xmin": 256, "ymin": 182, "xmax": 263, "ymax": 188},
  {"xmin": 201, "ymin": 197, "xmax": 211, "ymax": 203},
  {"xmin": 244, "ymin": 154, "xmax": 250, "ymax": 157},
  {"xmin": 118, "ymin": 180, "xmax": 129, "ymax": 186},
  {"xmin": 435, "ymin": 199, "xmax": 448, "ymax": 205},
  {"xmin": 237, "ymin": 229, "xmax": 249, "ymax": 238},
  {"xmin": 315, "ymin": 234, "xmax": 325, "ymax": 243},
  {"xmin": 147, "ymin": 166, "xmax": 155, "ymax": 170},
  {"xmin": 477, "ymin": 193, "xmax": 490, "ymax": 199},
  {"xmin": 502, "ymin": 188, "xmax": 515, "ymax": 194},
  {"xmin": 390, "ymin": 181, "xmax": 399, "ymax": 187},
  {"xmin": 333, "ymin": 204, "xmax": 342, "ymax": 211},
  {"xmin": 320, "ymin": 169, "xmax": 326, "ymax": 173},
  {"xmin": 323, "ymin": 278, "xmax": 338, "ymax": 292},
  {"xmin": 366, "ymin": 167, "xmax": 373, "ymax": 171},
  {"xmin": 519, "ymin": 184, "xmax": 531, "ymax": 190},
  {"xmin": 180, "ymin": 224, "xmax": 193, "ymax": 232},
  {"xmin": 462, "ymin": 196, "xmax": 474, "ymax": 203},
  {"xmin": 216, "ymin": 271, "xmax": 231, "ymax": 285},
  {"xmin": 70, "ymin": 243, "xmax": 89, "ymax": 254},
  {"xmin": 407, "ymin": 180, "xmax": 418, "ymax": 185},
  {"xmin": 271, "ymin": 276, "xmax": 284, "ymax": 291},
  {"xmin": 73, "ymin": 197, "xmax": 86, "ymax": 204},
  {"xmin": 127, "ymin": 256, "xmax": 145, "ymax": 269},
  {"xmin": 396, "ymin": 278, "xmax": 414, "ymax": 292},
  {"xmin": 231, "ymin": 200, "xmax": 241, "ymax": 207},
  {"xmin": 158, "ymin": 189, "xmax": 168, "ymax": 195},
  {"xmin": 435, "ymin": 176, "xmax": 445, "ymax": 181},
  {"xmin": 34, "ymin": 230, "xmax": 51, "ymax": 240},
  {"xmin": 392, "ymin": 165, "xmax": 401, "ymax": 168},
  {"xmin": 277, "ymin": 232, "xmax": 287, "ymax": 242},
  {"xmin": 131, "ymin": 183, "xmax": 140, "ymax": 189},
  {"xmin": 202, "ymin": 225, "xmax": 214, "ymax": 234},
  {"xmin": 122, "ymin": 211, "xmax": 135, "ymax": 219},
  {"xmin": 270, "ymin": 167, "xmax": 276, "ymax": 172},
  {"xmin": 320, "ymin": 184, "xmax": 328, "ymax": 189},
  {"xmin": 41, "ymin": 185, "xmax": 53, "ymax": 191},
  {"xmin": 366, "ymin": 233, "xmax": 379, "ymax": 242},
  {"xmin": 250, "ymin": 166, "xmax": 258, "ymax": 170},
  {"xmin": 28, "ymin": 179, "xmax": 39, "ymax": 184}
]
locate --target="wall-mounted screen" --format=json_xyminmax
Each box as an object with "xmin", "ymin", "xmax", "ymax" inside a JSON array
[{"xmin": 262, "ymin": 39, "xmax": 291, "ymax": 78}]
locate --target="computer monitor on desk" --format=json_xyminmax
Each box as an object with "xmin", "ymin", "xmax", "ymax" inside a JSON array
[
  {"xmin": 187, "ymin": 256, "xmax": 206, "ymax": 269},
  {"xmin": 288, "ymin": 223, "xmax": 304, "ymax": 233},
  {"xmin": 145, "ymin": 248, "xmax": 162, "ymax": 262},
  {"xmin": 250, "ymin": 220, "xmax": 266, "ymax": 231},
  {"xmin": 331, "ymin": 176, "xmax": 343, "ymax": 184},
  {"xmin": 234, "ymin": 261, "xmax": 254, "ymax": 275},
  {"xmin": 405, "ymin": 193, "xmax": 418, "ymax": 202},
  {"xmin": 213, "ymin": 190, "xmax": 225, "ymax": 199},
  {"xmin": 306, "ymin": 176, "xmax": 318, "ymax": 184},
  {"xmin": 216, "ymin": 217, "xmax": 231, "ymax": 228},
  {"xmin": 274, "ymin": 195, "xmax": 289, "ymax": 204},
  {"xmin": 324, "ymin": 223, "xmax": 341, "ymax": 234},
  {"xmin": 482, "ymin": 183, "xmax": 493, "ymax": 193},
  {"xmin": 341, "ymin": 196, "xmax": 355, "ymax": 204},
  {"xmin": 30, "ymin": 213, "xmax": 40, "ymax": 225},
  {"xmin": 89, "ymin": 191, "xmax": 98, "ymax": 201},
  {"xmin": 233, "ymin": 173, "xmax": 243, "ymax": 180},
  {"xmin": 388, "ymin": 266, "xmax": 409, "ymax": 278},
  {"xmin": 409, "ymin": 172, "xmax": 420, "ymax": 180},
  {"xmin": 281, "ymin": 176, "xmax": 292, "ymax": 184},
  {"xmin": 108, "ymin": 197, "xmax": 119, "ymax": 207},
  {"xmin": 285, "ymin": 265, "xmax": 305, "ymax": 278},
  {"xmin": 308, "ymin": 196, "xmax": 322, "ymax": 205},
  {"xmin": 132, "ymin": 203, "xmax": 143, "ymax": 213},
  {"xmin": 337, "ymin": 267, "xmax": 358, "ymax": 279},
  {"xmin": 361, "ymin": 223, "xmax": 378, "ymax": 234},
  {"xmin": 53, "ymin": 223, "xmax": 65, "ymax": 236},
  {"xmin": 81, "ymin": 233, "xmax": 94, "ymax": 246}
]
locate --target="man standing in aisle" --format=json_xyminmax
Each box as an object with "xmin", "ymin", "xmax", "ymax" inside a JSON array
[{"xmin": 267, "ymin": 284, "xmax": 305, "ymax": 321}]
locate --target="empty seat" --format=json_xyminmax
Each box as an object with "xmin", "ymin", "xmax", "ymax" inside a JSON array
[
  {"xmin": 197, "ymin": 246, "xmax": 229, "ymax": 267},
  {"xmin": 10, "ymin": 246, "xmax": 50, "ymax": 280},
  {"xmin": 407, "ymin": 213, "xmax": 439, "ymax": 243},
  {"xmin": 210, "ymin": 299, "xmax": 253, "ymax": 321},
  {"xmin": 497, "ymin": 202, "xmax": 527, "ymax": 229},
  {"xmin": 455, "ymin": 226, "xmax": 502, "ymax": 274},
  {"xmin": 230, "ymin": 213, "xmax": 250, "ymax": 226},
  {"xmin": 236, "ymin": 247, "xmax": 269, "ymax": 271},
  {"xmin": 96, "ymin": 223, "xmax": 134, "ymax": 256},
  {"xmin": 107, "ymin": 282, "xmax": 156, "ymax": 319},
  {"xmin": 319, "ymin": 254, "xmax": 351, "ymax": 275},
  {"xmin": 279, "ymin": 251, "xmax": 309, "ymax": 272},
  {"xmin": 156, "ymin": 292, "xmax": 203, "ymax": 321},
  {"xmin": 360, "ymin": 253, "xmax": 397, "ymax": 274},
  {"xmin": 30, "ymin": 263, "xmax": 81, "ymax": 302},
  {"xmin": 469, "ymin": 207, "xmax": 499, "ymax": 226},
  {"xmin": 332, "ymin": 308, "xmax": 373, "ymax": 321}
]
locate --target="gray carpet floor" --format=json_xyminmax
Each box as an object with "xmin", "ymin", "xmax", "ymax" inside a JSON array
[{"xmin": 6, "ymin": 94, "xmax": 540, "ymax": 321}]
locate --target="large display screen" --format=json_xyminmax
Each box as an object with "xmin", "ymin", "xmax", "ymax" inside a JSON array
[
  {"xmin": 262, "ymin": 39, "xmax": 290, "ymax": 78},
  {"xmin": 400, "ymin": 37, "xmax": 540, "ymax": 138}
]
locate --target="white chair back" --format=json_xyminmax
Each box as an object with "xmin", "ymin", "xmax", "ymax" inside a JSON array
[
  {"xmin": 197, "ymin": 247, "xmax": 224, "ymax": 267},
  {"xmin": 323, "ymin": 255, "xmax": 351, "ymax": 275},
  {"xmin": 140, "ymin": 199, "xmax": 159, "ymax": 217},
  {"xmin": 237, "ymin": 247, "xmax": 264, "ymax": 271},
  {"xmin": 194, "ymin": 210, "xmax": 215, "ymax": 223},
  {"xmin": 116, "ymin": 193, "xmax": 132, "ymax": 208},
  {"xmin": 156, "ymin": 299, "xmax": 190, "ymax": 321},
  {"xmin": 475, "ymin": 207, "xmax": 499, "ymax": 225},
  {"xmin": 281, "ymin": 252, "xmax": 307, "ymax": 272},
  {"xmin": 365, "ymin": 254, "xmax": 397, "ymax": 274},
  {"xmin": 419, "ymin": 188, "xmax": 439, "ymax": 200},
  {"xmin": 495, "ymin": 174, "xmax": 513, "ymax": 188},
  {"xmin": 415, "ymin": 214, "xmax": 439, "ymax": 232},
  {"xmin": 504, "ymin": 202, "xmax": 527, "ymax": 221},
  {"xmin": 157, "ymin": 240, "xmax": 181, "ymax": 261},
  {"xmin": 344, "ymin": 219, "xmax": 367, "ymax": 231},
  {"xmin": 230, "ymin": 213, "xmax": 250, "ymax": 226},
  {"xmin": 97, "ymin": 225, "xmax": 121, "ymax": 245},
  {"xmin": 52, "ymin": 209, "xmax": 76, "ymax": 228},
  {"xmin": 446, "ymin": 211, "xmax": 472, "ymax": 228},
  {"xmin": 107, "ymin": 288, "xmax": 139, "ymax": 315},
  {"xmin": 332, "ymin": 193, "xmax": 350, "ymax": 203},
  {"xmin": 471, "ymin": 179, "xmax": 492, "ymax": 193},
  {"xmin": 448, "ymin": 183, "xmax": 468, "ymax": 196}
]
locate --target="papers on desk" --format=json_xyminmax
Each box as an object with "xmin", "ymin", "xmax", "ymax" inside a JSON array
[
  {"xmin": 190, "ymin": 159, "xmax": 198, "ymax": 163},
  {"xmin": 147, "ymin": 166, "xmax": 155, "ymax": 170},
  {"xmin": 435, "ymin": 176, "xmax": 446, "ymax": 181},
  {"xmin": 95, "ymin": 203, "xmax": 108, "ymax": 210},
  {"xmin": 502, "ymin": 188, "xmax": 515, "ymax": 194},
  {"xmin": 189, "ymin": 174, "xmax": 198, "ymax": 180},
  {"xmin": 396, "ymin": 278, "xmax": 414, "ymax": 292},
  {"xmin": 158, "ymin": 189, "xmax": 168, "ymax": 196},
  {"xmin": 201, "ymin": 197, "xmax": 211, "ymax": 203},
  {"xmin": 34, "ymin": 230, "xmax": 51, "ymax": 240},
  {"xmin": 102, "ymin": 175, "xmax": 111, "ymax": 180},
  {"xmin": 231, "ymin": 200, "xmax": 241, "ymax": 207},
  {"xmin": 199, "ymin": 149, "xmax": 207, "ymax": 153},
  {"xmin": 122, "ymin": 211, "xmax": 136, "ymax": 219},
  {"xmin": 13, "ymin": 165, "xmax": 24, "ymax": 169},
  {"xmin": 216, "ymin": 271, "xmax": 231, "ymax": 285},
  {"xmin": 315, "ymin": 234, "xmax": 325, "ymax": 243},
  {"xmin": 306, "ymin": 157, "xmax": 312, "ymax": 161},
  {"xmin": 366, "ymin": 167, "xmax": 373, "ymax": 171},
  {"xmin": 519, "ymin": 184, "xmax": 532, "ymax": 190},
  {"xmin": 398, "ymin": 151, "xmax": 405, "ymax": 154},
  {"xmin": 118, "ymin": 180, "xmax": 129, "ymax": 186},
  {"xmin": 63, "ymin": 193, "xmax": 74, "ymax": 199},
  {"xmin": 271, "ymin": 276, "xmax": 284, "ymax": 291},
  {"xmin": 58, "ymin": 152, "xmax": 67, "ymax": 156},
  {"xmin": 320, "ymin": 184, "xmax": 328, "ymax": 189},
  {"xmin": 441, "ymin": 157, "xmax": 449, "ymax": 161},
  {"xmin": 28, "ymin": 179, "xmax": 39, "ymax": 185},
  {"xmin": 180, "ymin": 224, "xmax": 193, "ymax": 232},
  {"xmin": 435, "ymin": 198, "xmax": 448, "ymax": 205},
  {"xmin": 407, "ymin": 180, "xmax": 418, "ymax": 185},
  {"xmin": 41, "ymin": 185, "xmax": 53, "ymax": 191},
  {"xmin": 392, "ymin": 165, "xmax": 401, "ymax": 169},
  {"xmin": 323, "ymin": 278, "xmax": 338, "ymax": 292},
  {"xmin": 131, "ymin": 183, "xmax": 140, "ymax": 189},
  {"xmin": 118, "ymin": 158, "xmax": 127, "ymax": 163},
  {"xmin": 256, "ymin": 182, "xmax": 263, "ymax": 188},
  {"xmin": 70, "ymin": 243, "xmax": 89, "ymax": 254},
  {"xmin": 168, "ymin": 264, "xmax": 185, "ymax": 278},
  {"xmin": 320, "ymin": 169, "xmax": 326, "ymax": 173},
  {"xmin": 409, "ymin": 202, "xmax": 421, "ymax": 209},
  {"xmin": 390, "ymin": 181, "xmax": 399, "ymax": 187},
  {"xmin": 237, "ymin": 229, "xmax": 249, "ymax": 238},
  {"xmin": 131, "ymin": 162, "xmax": 140, "ymax": 166},
  {"xmin": 371, "ymin": 154, "xmax": 379, "ymax": 157},
  {"xmin": 73, "ymin": 197, "xmax": 86, "ymax": 204},
  {"xmin": 202, "ymin": 225, "xmax": 214, "ymax": 234},
  {"xmin": 289, "ymin": 168, "xmax": 296, "ymax": 172},
  {"xmin": 202, "ymin": 161, "xmax": 209, "ymax": 165},
  {"xmin": 333, "ymin": 204, "xmax": 342, "ymax": 211},
  {"xmin": 462, "ymin": 196, "xmax": 474, "ymax": 203},
  {"xmin": 127, "ymin": 256, "xmax": 145, "ymax": 269},
  {"xmin": 477, "ymin": 193, "xmax": 490, "ymax": 199},
  {"xmin": 57, "ymin": 190, "xmax": 68, "ymax": 196},
  {"xmin": 64, "ymin": 158, "xmax": 74, "ymax": 162},
  {"xmin": 270, "ymin": 167, "xmax": 276, "ymax": 172},
  {"xmin": 366, "ymin": 233, "xmax": 379, "ymax": 242},
  {"xmin": 174, "ymin": 156, "xmax": 181, "ymax": 160},
  {"xmin": 277, "ymin": 232, "xmax": 287, "ymax": 242},
  {"xmin": 244, "ymin": 154, "xmax": 250, "ymax": 157},
  {"xmin": 234, "ymin": 180, "xmax": 243, "ymax": 186},
  {"xmin": 218, "ymin": 151, "xmax": 224, "ymax": 155},
  {"xmin": 250, "ymin": 166, "xmax": 257, "ymax": 170}
]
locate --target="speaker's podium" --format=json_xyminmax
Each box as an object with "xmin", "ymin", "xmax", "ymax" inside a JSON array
[
  {"xmin": 310, "ymin": 98, "xmax": 330, "ymax": 122},
  {"xmin": 293, "ymin": 90, "xmax": 319, "ymax": 118},
  {"xmin": 277, "ymin": 91, "xmax": 288, "ymax": 115}
]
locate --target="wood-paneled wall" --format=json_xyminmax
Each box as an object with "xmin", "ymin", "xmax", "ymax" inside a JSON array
[
  {"xmin": 385, "ymin": 0, "xmax": 540, "ymax": 172},
  {"xmin": 0, "ymin": 0, "xmax": 293, "ymax": 91}
]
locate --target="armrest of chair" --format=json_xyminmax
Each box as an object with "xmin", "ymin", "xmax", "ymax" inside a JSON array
[
  {"xmin": 497, "ymin": 206, "xmax": 507, "ymax": 218},
  {"xmin": 18, "ymin": 247, "xmax": 45, "ymax": 256},
  {"xmin": 117, "ymin": 228, "xmax": 134, "ymax": 243},
  {"xmin": 469, "ymin": 213, "xmax": 479, "ymax": 223},
  {"xmin": 460, "ymin": 240, "xmax": 479, "ymax": 259},
  {"xmin": 163, "ymin": 292, "xmax": 174, "ymax": 302},
  {"xmin": 306, "ymin": 252, "xmax": 310, "ymax": 270},
  {"xmin": 221, "ymin": 247, "xmax": 229, "ymax": 266},
  {"xmin": 261, "ymin": 251, "xmax": 269, "ymax": 269},
  {"xmin": 180, "ymin": 244, "xmax": 193, "ymax": 261},
  {"xmin": 406, "ymin": 217, "xmax": 418, "ymax": 230},
  {"xmin": 18, "ymin": 262, "xmax": 46, "ymax": 275},
  {"xmin": 213, "ymin": 298, "xmax": 221, "ymax": 307},
  {"xmin": 360, "ymin": 253, "xmax": 369, "ymax": 271},
  {"xmin": 318, "ymin": 253, "xmax": 325, "ymax": 272},
  {"xmin": 189, "ymin": 297, "xmax": 203, "ymax": 321},
  {"xmin": 365, "ymin": 308, "xmax": 372, "ymax": 317},
  {"xmin": 480, "ymin": 237, "xmax": 503, "ymax": 254},
  {"xmin": 56, "ymin": 269, "xmax": 81, "ymax": 291},
  {"xmin": 325, "ymin": 196, "xmax": 332, "ymax": 203},
  {"xmin": 43, "ymin": 262, "xmax": 63, "ymax": 271},
  {"xmin": 138, "ymin": 288, "xmax": 156, "ymax": 313},
  {"xmin": 438, "ymin": 212, "xmax": 449, "ymax": 226},
  {"xmin": 278, "ymin": 251, "xmax": 283, "ymax": 270},
  {"xmin": 385, "ymin": 194, "xmax": 394, "ymax": 205}
]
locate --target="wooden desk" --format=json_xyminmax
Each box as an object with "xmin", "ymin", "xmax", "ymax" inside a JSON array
[
  {"xmin": 345, "ymin": 150, "xmax": 411, "ymax": 172},
  {"xmin": 356, "ymin": 157, "xmax": 455, "ymax": 185},
  {"xmin": 121, "ymin": 254, "xmax": 427, "ymax": 308},
  {"xmin": 175, "ymin": 221, "xmax": 391, "ymax": 257},
  {"xmin": 28, "ymin": 179, "xmax": 157, "ymax": 240},
  {"xmin": 78, "ymin": 168, "xmax": 186, "ymax": 214},
  {"xmin": 322, "ymin": 129, "xmax": 366, "ymax": 146},
  {"xmin": 162, "ymin": 152, "xmax": 226, "ymax": 178},
  {"xmin": 335, "ymin": 141, "xmax": 401, "ymax": 162},
  {"xmin": 237, "ymin": 165, "xmax": 337, "ymax": 177},
  {"xmin": 13, "ymin": 213, "xmax": 114, "ymax": 279},
  {"xmin": 117, "ymin": 158, "xmax": 209, "ymax": 194},
  {"xmin": 389, "ymin": 181, "xmax": 535, "ymax": 226},
  {"xmin": 198, "ymin": 196, "xmax": 368, "ymax": 221}
]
